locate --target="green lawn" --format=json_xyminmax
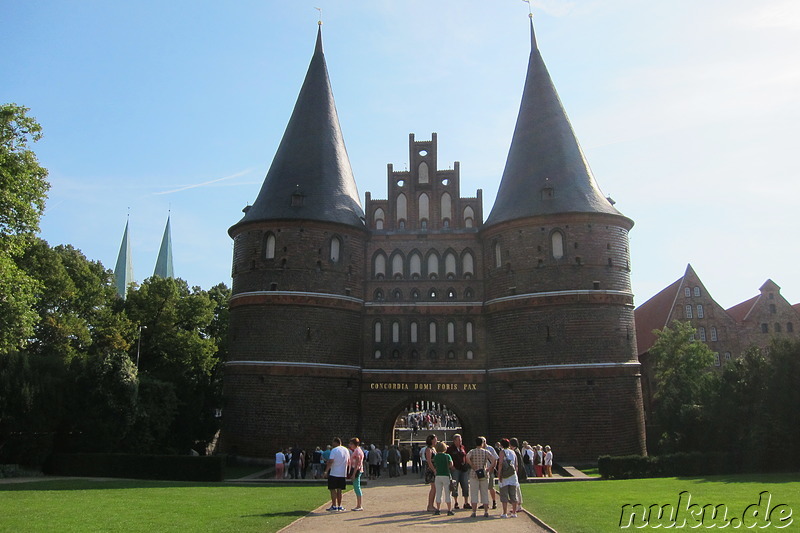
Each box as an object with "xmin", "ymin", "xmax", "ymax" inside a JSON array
[
  {"xmin": 522, "ymin": 473, "xmax": 800, "ymax": 532},
  {"xmin": 0, "ymin": 479, "xmax": 330, "ymax": 533}
]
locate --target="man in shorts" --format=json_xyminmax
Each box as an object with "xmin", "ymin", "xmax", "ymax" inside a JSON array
[{"xmin": 324, "ymin": 437, "xmax": 350, "ymax": 511}]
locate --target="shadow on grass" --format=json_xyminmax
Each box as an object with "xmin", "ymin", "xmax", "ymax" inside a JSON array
[
  {"xmin": 675, "ymin": 472, "xmax": 800, "ymax": 484},
  {"xmin": 241, "ymin": 510, "xmax": 308, "ymax": 518}
]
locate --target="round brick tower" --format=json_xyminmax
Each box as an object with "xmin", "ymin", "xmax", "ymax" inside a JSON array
[
  {"xmin": 223, "ymin": 27, "xmax": 366, "ymax": 457},
  {"xmin": 481, "ymin": 20, "xmax": 646, "ymax": 461}
]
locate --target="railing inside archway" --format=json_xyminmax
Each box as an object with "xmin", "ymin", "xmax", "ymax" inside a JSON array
[{"xmin": 392, "ymin": 400, "xmax": 462, "ymax": 446}]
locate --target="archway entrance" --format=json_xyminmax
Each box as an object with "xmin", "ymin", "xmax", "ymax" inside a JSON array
[{"xmin": 392, "ymin": 400, "xmax": 462, "ymax": 446}]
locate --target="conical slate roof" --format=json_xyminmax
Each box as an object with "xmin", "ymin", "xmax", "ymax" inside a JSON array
[
  {"xmin": 153, "ymin": 216, "xmax": 174, "ymax": 278},
  {"xmin": 114, "ymin": 219, "xmax": 134, "ymax": 299},
  {"xmin": 231, "ymin": 27, "xmax": 364, "ymax": 233},
  {"xmin": 485, "ymin": 20, "xmax": 622, "ymax": 227}
]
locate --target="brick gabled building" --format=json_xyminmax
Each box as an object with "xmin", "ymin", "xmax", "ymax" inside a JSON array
[
  {"xmin": 222, "ymin": 21, "xmax": 647, "ymax": 462},
  {"xmin": 635, "ymin": 266, "xmax": 799, "ymax": 430}
]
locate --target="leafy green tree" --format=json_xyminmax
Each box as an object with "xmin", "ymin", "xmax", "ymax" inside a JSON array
[
  {"xmin": 124, "ymin": 277, "xmax": 220, "ymax": 453},
  {"xmin": 649, "ymin": 320, "xmax": 716, "ymax": 453},
  {"xmin": 0, "ymin": 103, "xmax": 50, "ymax": 354},
  {"xmin": 761, "ymin": 339, "xmax": 800, "ymax": 470}
]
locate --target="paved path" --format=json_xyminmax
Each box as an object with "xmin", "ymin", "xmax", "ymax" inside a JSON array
[{"xmin": 278, "ymin": 473, "xmax": 554, "ymax": 532}]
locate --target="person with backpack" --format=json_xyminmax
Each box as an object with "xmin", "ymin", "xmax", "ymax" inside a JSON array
[{"xmin": 497, "ymin": 438, "xmax": 519, "ymax": 518}]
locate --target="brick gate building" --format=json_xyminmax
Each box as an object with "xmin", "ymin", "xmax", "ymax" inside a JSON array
[{"xmin": 222, "ymin": 21, "xmax": 647, "ymax": 462}]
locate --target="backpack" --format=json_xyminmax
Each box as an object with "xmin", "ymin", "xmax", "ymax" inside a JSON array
[
  {"xmin": 501, "ymin": 457, "xmax": 516, "ymax": 478},
  {"xmin": 523, "ymin": 451, "xmax": 531, "ymax": 464}
]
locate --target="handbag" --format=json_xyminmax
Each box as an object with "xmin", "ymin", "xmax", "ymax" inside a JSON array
[
  {"xmin": 424, "ymin": 467, "xmax": 435, "ymax": 484},
  {"xmin": 475, "ymin": 467, "xmax": 486, "ymax": 479},
  {"xmin": 449, "ymin": 478, "xmax": 458, "ymax": 496},
  {"xmin": 501, "ymin": 458, "xmax": 516, "ymax": 478}
]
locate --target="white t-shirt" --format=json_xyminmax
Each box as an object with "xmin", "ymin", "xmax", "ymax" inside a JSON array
[
  {"xmin": 544, "ymin": 450, "xmax": 553, "ymax": 466},
  {"xmin": 498, "ymin": 448, "xmax": 519, "ymax": 488},
  {"xmin": 329, "ymin": 445, "xmax": 350, "ymax": 477}
]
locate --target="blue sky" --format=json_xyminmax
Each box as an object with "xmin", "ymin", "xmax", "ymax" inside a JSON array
[{"xmin": 3, "ymin": 0, "xmax": 799, "ymax": 309}]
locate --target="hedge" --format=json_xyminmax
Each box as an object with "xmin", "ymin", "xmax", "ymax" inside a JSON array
[
  {"xmin": 598, "ymin": 452, "xmax": 741, "ymax": 479},
  {"xmin": 43, "ymin": 453, "xmax": 225, "ymax": 482}
]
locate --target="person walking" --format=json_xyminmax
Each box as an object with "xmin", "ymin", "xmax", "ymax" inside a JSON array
[
  {"xmin": 324, "ymin": 437, "xmax": 350, "ymax": 512},
  {"xmin": 432, "ymin": 441, "xmax": 455, "ymax": 516},
  {"xmin": 497, "ymin": 438, "xmax": 519, "ymax": 518},
  {"xmin": 348, "ymin": 437, "xmax": 365, "ymax": 511},
  {"xmin": 466, "ymin": 436, "xmax": 496, "ymax": 518},
  {"xmin": 424, "ymin": 434, "xmax": 438, "ymax": 512},
  {"xmin": 446, "ymin": 434, "xmax": 470, "ymax": 510}
]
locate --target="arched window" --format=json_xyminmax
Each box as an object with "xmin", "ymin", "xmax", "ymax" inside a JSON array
[
  {"xmin": 374, "ymin": 322, "xmax": 382, "ymax": 343},
  {"xmin": 447, "ymin": 288, "xmax": 456, "ymax": 299},
  {"xmin": 694, "ymin": 286, "xmax": 701, "ymax": 297},
  {"xmin": 710, "ymin": 327, "xmax": 718, "ymax": 341},
  {"xmin": 392, "ymin": 322, "xmax": 400, "ymax": 343},
  {"xmin": 392, "ymin": 349, "xmax": 400, "ymax": 359},
  {"xmin": 374, "ymin": 253, "xmax": 386, "ymax": 279},
  {"xmin": 684, "ymin": 287, "xmax": 691, "ymax": 298},
  {"xmin": 429, "ymin": 322, "xmax": 437, "ymax": 343},
  {"xmin": 551, "ymin": 230, "xmax": 564, "ymax": 259},
  {"xmin": 419, "ymin": 193, "xmax": 429, "ymax": 222},
  {"xmin": 441, "ymin": 192, "xmax": 452, "ymax": 222},
  {"xmin": 447, "ymin": 322, "xmax": 455, "ymax": 343},
  {"xmin": 697, "ymin": 305, "xmax": 704, "ymax": 319},
  {"xmin": 466, "ymin": 350, "xmax": 474, "ymax": 360},
  {"xmin": 699, "ymin": 327, "xmax": 706, "ymax": 341},
  {"xmin": 374, "ymin": 289, "xmax": 384, "ymax": 301},
  {"xmin": 466, "ymin": 322, "xmax": 474, "ymax": 343},
  {"xmin": 374, "ymin": 208, "xmax": 384, "ymax": 230},
  {"xmin": 392, "ymin": 253, "xmax": 404, "ymax": 279},
  {"xmin": 427, "ymin": 254, "xmax": 439, "ymax": 279},
  {"xmin": 463, "ymin": 206, "xmax": 474, "ymax": 228},
  {"xmin": 410, "ymin": 322, "xmax": 418, "ymax": 343},
  {"xmin": 396, "ymin": 193, "xmax": 407, "ymax": 224},
  {"xmin": 330, "ymin": 236, "xmax": 341, "ymax": 263},
  {"xmin": 464, "ymin": 287, "xmax": 474, "ymax": 299},
  {"xmin": 392, "ymin": 289, "xmax": 402, "ymax": 300},
  {"xmin": 445, "ymin": 252, "xmax": 457, "ymax": 279},
  {"xmin": 494, "ymin": 242, "xmax": 502, "ymax": 268},
  {"xmin": 429, "ymin": 288, "xmax": 437, "ymax": 299},
  {"xmin": 411, "ymin": 289, "xmax": 420, "ymax": 300},
  {"xmin": 418, "ymin": 162, "xmax": 429, "ymax": 184},
  {"xmin": 685, "ymin": 305, "xmax": 693, "ymax": 319},
  {"xmin": 264, "ymin": 232, "xmax": 276, "ymax": 259},
  {"xmin": 462, "ymin": 252, "xmax": 474, "ymax": 277},
  {"xmin": 374, "ymin": 350, "xmax": 382, "ymax": 359},
  {"xmin": 409, "ymin": 252, "xmax": 422, "ymax": 279},
  {"xmin": 447, "ymin": 350, "xmax": 456, "ymax": 359}
]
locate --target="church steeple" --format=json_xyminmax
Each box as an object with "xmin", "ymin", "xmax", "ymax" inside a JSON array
[
  {"xmin": 485, "ymin": 19, "xmax": 623, "ymax": 227},
  {"xmin": 114, "ymin": 219, "xmax": 134, "ymax": 299},
  {"xmin": 153, "ymin": 215, "xmax": 174, "ymax": 278},
  {"xmin": 230, "ymin": 26, "xmax": 364, "ymax": 233}
]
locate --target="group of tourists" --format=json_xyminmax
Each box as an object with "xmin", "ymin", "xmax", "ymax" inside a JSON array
[
  {"xmin": 396, "ymin": 408, "xmax": 459, "ymax": 432},
  {"xmin": 422, "ymin": 434, "xmax": 553, "ymax": 518}
]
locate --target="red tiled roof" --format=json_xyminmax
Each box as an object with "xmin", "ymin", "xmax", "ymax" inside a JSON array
[
  {"xmin": 726, "ymin": 295, "xmax": 758, "ymax": 323},
  {"xmin": 634, "ymin": 277, "xmax": 682, "ymax": 356}
]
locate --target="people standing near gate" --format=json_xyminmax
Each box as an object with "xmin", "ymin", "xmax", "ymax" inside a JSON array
[
  {"xmin": 288, "ymin": 444, "xmax": 303, "ymax": 479},
  {"xmin": 424, "ymin": 434, "xmax": 438, "ymax": 512},
  {"xmin": 544, "ymin": 445, "xmax": 554, "ymax": 477},
  {"xmin": 400, "ymin": 444, "xmax": 410, "ymax": 475},
  {"xmin": 388, "ymin": 445, "xmax": 400, "ymax": 477},
  {"xmin": 275, "ymin": 448, "xmax": 285, "ymax": 479},
  {"xmin": 466, "ymin": 436, "xmax": 497, "ymax": 518},
  {"xmin": 432, "ymin": 441, "xmax": 455, "ymax": 516},
  {"xmin": 446, "ymin": 433, "xmax": 470, "ymax": 510},
  {"xmin": 367, "ymin": 444, "xmax": 381, "ymax": 479},
  {"xmin": 497, "ymin": 438, "xmax": 519, "ymax": 518},
  {"xmin": 311, "ymin": 446, "xmax": 323, "ymax": 479},
  {"xmin": 522, "ymin": 441, "xmax": 535, "ymax": 478},
  {"xmin": 324, "ymin": 437, "xmax": 350, "ymax": 512},
  {"xmin": 411, "ymin": 443, "xmax": 421, "ymax": 474},
  {"xmin": 348, "ymin": 437, "xmax": 365, "ymax": 511},
  {"xmin": 534, "ymin": 444, "xmax": 544, "ymax": 477},
  {"xmin": 484, "ymin": 440, "xmax": 499, "ymax": 510}
]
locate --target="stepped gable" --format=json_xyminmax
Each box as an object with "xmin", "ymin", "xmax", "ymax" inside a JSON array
[
  {"xmin": 230, "ymin": 26, "xmax": 364, "ymax": 233},
  {"xmin": 485, "ymin": 19, "xmax": 622, "ymax": 227}
]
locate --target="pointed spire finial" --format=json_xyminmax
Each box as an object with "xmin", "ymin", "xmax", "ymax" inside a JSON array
[{"xmin": 315, "ymin": 7, "xmax": 322, "ymax": 25}]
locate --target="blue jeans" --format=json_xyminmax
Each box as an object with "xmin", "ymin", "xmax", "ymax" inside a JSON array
[{"xmin": 453, "ymin": 469, "xmax": 469, "ymax": 498}]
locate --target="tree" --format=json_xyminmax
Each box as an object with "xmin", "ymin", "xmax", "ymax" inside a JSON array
[
  {"xmin": 124, "ymin": 277, "xmax": 220, "ymax": 453},
  {"xmin": 0, "ymin": 103, "xmax": 50, "ymax": 354},
  {"xmin": 649, "ymin": 320, "xmax": 716, "ymax": 453}
]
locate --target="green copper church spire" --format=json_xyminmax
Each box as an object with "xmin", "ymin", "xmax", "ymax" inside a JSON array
[
  {"xmin": 114, "ymin": 218, "xmax": 134, "ymax": 299},
  {"xmin": 153, "ymin": 215, "xmax": 174, "ymax": 278}
]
